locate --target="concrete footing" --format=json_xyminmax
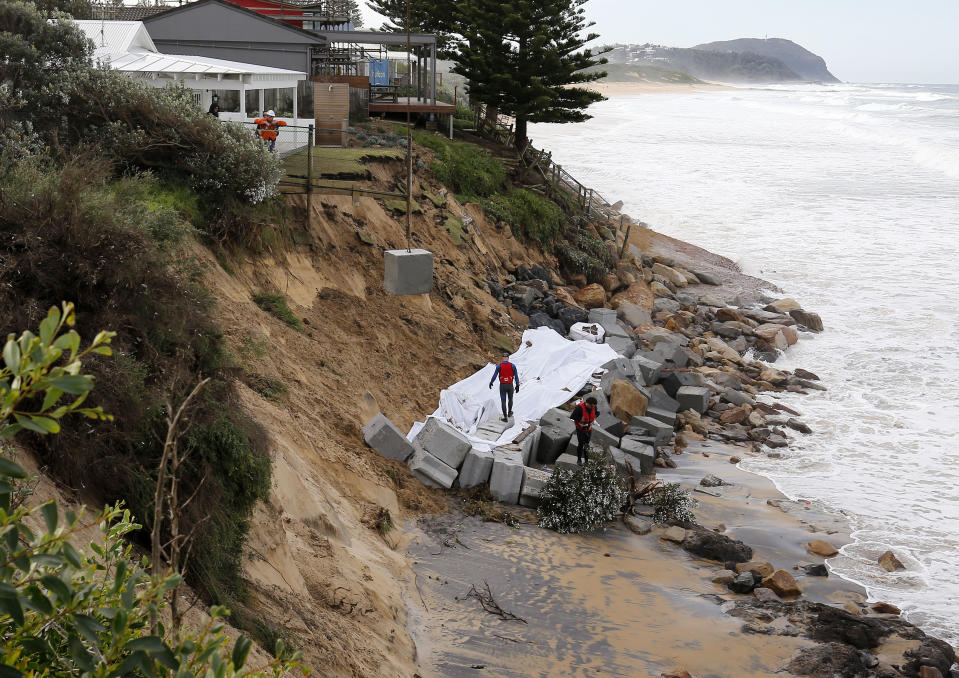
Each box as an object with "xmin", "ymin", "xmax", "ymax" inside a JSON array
[
  {"xmin": 519, "ymin": 467, "xmax": 552, "ymax": 508},
  {"xmin": 384, "ymin": 249, "xmax": 433, "ymax": 295},
  {"xmin": 408, "ymin": 446, "xmax": 458, "ymax": 488},
  {"xmin": 457, "ymin": 447, "xmax": 494, "ymax": 488},
  {"xmin": 676, "ymin": 385, "xmax": 710, "ymax": 414},
  {"xmin": 490, "ymin": 448, "xmax": 525, "ymax": 504},
  {"xmin": 362, "ymin": 413, "xmax": 414, "ymax": 462},
  {"xmin": 414, "ymin": 417, "xmax": 472, "ymax": 469}
]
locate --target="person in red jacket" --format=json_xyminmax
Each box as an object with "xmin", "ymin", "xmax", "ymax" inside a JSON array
[
  {"xmin": 488, "ymin": 352, "xmax": 520, "ymax": 422},
  {"xmin": 570, "ymin": 396, "xmax": 598, "ymax": 465},
  {"xmin": 253, "ymin": 110, "xmax": 287, "ymax": 152}
]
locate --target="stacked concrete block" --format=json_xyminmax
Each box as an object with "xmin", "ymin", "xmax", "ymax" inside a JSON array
[
  {"xmin": 414, "ymin": 418, "xmax": 472, "ymax": 469},
  {"xmin": 596, "ymin": 412, "xmax": 624, "ymax": 437},
  {"xmin": 457, "ymin": 447, "xmax": 494, "ymax": 488},
  {"xmin": 647, "ymin": 385, "xmax": 680, "ymax": 413},
  {"xmin": 490, "ymin": 448, "xmax": 525, "ymax": 504},
  {"xmin": 601, "ymin": 357, "xmax": 636, "ymax": 377},
  {"xmin": 608, "ymin": 446, "xmax": 630, "ymax": 475},
  {"xmin": 515, "ymin": 426, "xmax": 541, "ymax": 466},
  {"xmin": 536, "ymin": 408, "xmax": 576, "ymax": 464},
  {"xmin": 660, "ymin": 372, "xmax": 705, "ymax": 399},
  {"xmin": 628, "ymin": 416, "xmax": 674, "ymax": 446},
  {"xmin": 645, "ymin": 407, "xmax": 678, "ymax": 427},
  {"xmin": 384, "ymin": 249, "xmax": 433, "ymax": 296},
  {"xmin": 474, "ymin": 416, "xmax": 513, "ymax": 442},
  {"xmin": 676, "ymin": 386, "xmax": 710, "ymax": 414},
  {"xmin": 408, "ymin": 446, "xmax": 458, "ymax": 488},
  {"xmin": 631, "ymin": 355, "xmax": 663, "ymax": 386},
  {"xmin": 554, "ymin": 453, "xmax": 581, "ymax": 472},
  {"xmin": 619, "ymin": 437, "xmax": 655, "ymax": 475},
  {"xmin": 362, "ymin": 413, "xmax": 414, "ymax": 462},
  {"xmin": 584, "ymin": 390, "xmax": 613, "ymax": 416},
  {"xmin": 519, "ymin": 467, "xmax": 553, "ymax": 508},
  {"xmin": 652, "ymin": 342, "xmax": 689, "ymax": 368},
  {"xmin": 617, "ymin": 302, "xmax": 652, "ymax": 328},
  {"xmin": 588, "ymin": 307, "xmax": 617, "ymax": 325},
  {"xmin": 606, "ymin": 336, "xmax": 637, "ymax": 358},
  {"xmin": 564, "ymin": 426, "xmax": 619, "ymax": 457}
]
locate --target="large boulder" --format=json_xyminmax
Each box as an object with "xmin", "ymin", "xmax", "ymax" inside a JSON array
[
  {"xmin": 573, "ymin": 283, "xmax": 607, "ymax": 309},
  {"xmin": 790, "ymin": 308, "xmax": 824, "ymax": 332},
  {"xmin": 761, "ymin": 569, "xmax": 802, "ymax": 598},
  {"xmin": 528, "ymin": 312, "xmax": 565, "ymax": 336},
  {"xmin": 557, "ymin": 305, "xmax": 588, "ymax": 331},
  {"xmin": 681, "ymin": 528, "xmax": 753, "ymax": 563},
  {"xmin": 617, "ymin": 301, "xmax": 652, "ymax": 328},
  {"xmin": 652, "ymin": 263, "xmax": 688, "ymax": 288},
  {"xmin": 765, "ymin": 298, "xmax": 801, "ymax": 314},
  {"xmin": 609, "ymin": 379, "xmax": 649, "ymax": 424}
]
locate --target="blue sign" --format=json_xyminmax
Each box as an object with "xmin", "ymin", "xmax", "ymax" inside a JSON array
[{"xmin": 369, "ymin": 59, "xmax": 389, "ymax": 86}]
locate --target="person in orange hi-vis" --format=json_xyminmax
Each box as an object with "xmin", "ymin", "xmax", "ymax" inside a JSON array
[{"xmin": 253, "ymin": 109, "xmax": 286, "ymax": 152}]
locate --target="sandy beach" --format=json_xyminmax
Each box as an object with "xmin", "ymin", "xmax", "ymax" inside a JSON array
[{"xmin": 584, "ymin": 81, "xmax": 733, "ymax": 96}]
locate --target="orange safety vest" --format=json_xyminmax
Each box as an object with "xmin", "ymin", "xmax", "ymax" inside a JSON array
[
  {"xmin": 575, "ymin": 403, "xmax": 596, "ymax": 432},
  {"xmin": 254, "ymin": 118, "xmax": 287, "ymax": 141},
  {"xmin": 498, "ymin": 361, "xmax": 515, "ymax": 384}
]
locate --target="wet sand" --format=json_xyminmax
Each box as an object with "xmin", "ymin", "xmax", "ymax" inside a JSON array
[{"xmin": 404, "ymin": 441, "xmax": 866, "ymax": 677}]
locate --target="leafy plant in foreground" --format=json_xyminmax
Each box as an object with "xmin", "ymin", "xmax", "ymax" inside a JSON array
[
  {"xmin": 537, "ymin": 453, "xmax": 626, "ymax": 534},
  {"xmin": 642, "ymin": 482, "xmax": 697, "ymax": 524}
]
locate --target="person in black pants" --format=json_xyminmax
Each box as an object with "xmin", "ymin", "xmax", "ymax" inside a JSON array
[
  {"xmin": 570, "ymin": 397, "xmax": 598, "ymax": 465},
  {"xmin": 488, "ymin": 353, "xmax": 520, "ymax": 422}
]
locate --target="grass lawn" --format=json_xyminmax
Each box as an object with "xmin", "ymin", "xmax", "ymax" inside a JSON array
[{"xmin": 283, "ymin": 147, "xmax": 404, "ymax": 179}]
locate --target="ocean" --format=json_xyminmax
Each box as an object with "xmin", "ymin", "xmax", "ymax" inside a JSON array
[{"xmin": 530, "ymin": 82, "xmax": 959, "ymax": 644}]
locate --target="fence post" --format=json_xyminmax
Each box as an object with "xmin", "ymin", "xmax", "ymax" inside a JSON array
[
  {"xmin": 307, "ymin": 124, "xmax": 314, "ymax": 218},
  {"xmin": 341, "ymin": 118, "xmax": 348, "ymax": 148},
  {"xmin": 620, "ymin": 221, "xmax": 632, "ymax": 259}
]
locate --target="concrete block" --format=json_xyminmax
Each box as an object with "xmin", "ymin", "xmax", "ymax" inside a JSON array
[
  {"xmin": 408, "ymin": 446, "xmax": 458, "ymax": 488},
  {"xmin": 564, "ymin": 426, "xmax": 619, "ymax": 456},
  {"xmin": 647, "ymin": 385, "xmax": 680, "ymax": 413},
  {"xmin": 362, "ymin": 413, "xmax": 414, "ymax": 462},
  {"xmin": 661, "ymin": 372, "xmax": 705, "ymax": 398},
  {"xmin": 596, "ymin": 412, "xmax": 624, "ymax": 437},
  {"xmin": 474, "ymin": 416, "xmax": 512, "ymax": 442},
  {"xmin": 619, "ymin": 437, "xmax": 655, "ymax": 475},
  {"xmin": 628, "ymin": 416, "xmax": 674, "ymax": 446},
  {"xmin": 496, "ymin": 442, "xmax": 527, "ymax": 468},
  {"xmin": 515, "ymin": 426, "xmax": 540, "ymax": 466},
  {"xmin": 384, "ymin": 249, "xmax": 433, "ymax": 295},
  {"xmin": 617, "ymin": 302, "xmax": 652, "ymax": 328},
  {"xmin": 631, "ymin": 355, "xmax": 663, "ymax": 386},
  {"xmin": 601, "ymin": 357, "xmax": 636, "ymax": 378},
  {"xmin": 723, "ymin": 388, "xmax": 756, "ymax": 407},
  {"xmin": 457, "ymin": 447, "xmax": 494, "ymax": 488},
  {"xmin": 645, "ymin": 407, "xmax": 677, "ymax": 427},
  {"xmin": 608, "ymin": 446, "xmax": 630, "ymax": 475},
  {"xmin": 606, "ymin": 335, "xmax": 637, "ymax": 358},
  {"xmin": 490, "ymin": 448, "xmax": 525, "ymax": 504},
  {"xmin": 653, "ymin": 342, "xmax": 689, "ymax": 368},
  {"xmin": 583, "ymin": 390, "xmax": 612, "ymax": 417},
  {"xmin": 539, "ymin": 408, "xmax": 576, "ymax": 435},
  {"xmin": 519, "ymin": 467, "xmax": 552, "ymax": 508},
  {"xmin": 414, "ymin": 417, "xmax": 472, "ymax": 469},
  {"xmin": 588, "ymin": 307, "xmax": 617, "ymax": 325},
  {"xmin": 536, "ymin": 425, "xmax": 573, "ymax": 464},
  {"xmin": 554, "ymin": 453, "xmax": 581, "ymax": 472},
  {"xmin": 676, "ymin": 386, "xmax": 710, "ymax": 414}
]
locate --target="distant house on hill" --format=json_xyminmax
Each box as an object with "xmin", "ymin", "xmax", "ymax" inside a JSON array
[{"xmin": 74, "ymin": 20, "xmax": 309, "ymax": 135}]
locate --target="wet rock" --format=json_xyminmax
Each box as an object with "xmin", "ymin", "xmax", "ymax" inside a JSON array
[
  {"xmin": 700, "ymin": 474, "xmax": 730, "ymax": 488},
  {"xmin": 662, "ymin": 526, "xmax": 687, "ymax": 543},
  {"xmin": 843, "ymin": 602, "xmax": 864, "ymax": 615},
  {"xmin": 761, "ymin": 569, "xmax": 803, "ymax": 598},
  {"xmin": 878, "ymin": 550, "xmax": 906, "ymax": 572},
  {"xmin": 699, "ymin": 293, "xmax": 724, "ymax": 307},
  {"xmin": 754, "ymin": 587, "xmax": 780, "ymax": 603},
  {"xmin": 573, "ymin": 283, "xmax": 607, "ymax": 309},
  {"xmin": 765, "ymin": 434, "xmax": 788, "ymax": 448},
  {"xmin": 765, "ymin": 298, "xmax": 802, "ymax": 314},
  {"xmin": 803, "ymin": 563, "xmax": 829, "ymax": 577},
  {"xmin": 919, "ymin": 668, "xmax": 944, "ymax": 678},
  {"xmin": 790, "ymin": 309, "xmax": 824, "ymax": 332},
  {"xmin": 624, "ymin": 514, "xmax": 653, "ymax": 535},
  {"xmin": 807, "ymin": 540, "xmax": 839, "ymax": 557},
  {"xmin": 660, "ymin": 671, "xmax": 694, "ymax": 678},
  {"xmin": 729, "ymin": 572, "xmax": 758, "ymax": 594},
  {"xmin": 787, "ymin": 642, "xmax": 872, "ymax": 678},
  {"xmin": 719, "ymin": 406, "xmax": 750, "ymax": 425},
  {"xmin": 736, "ymin": 561, "xmax": 774, "ymax": 577},
  {"xmin": 787, "ymin": 418, "xmax": 813, "ymax": 434},
  {"xmin": 682, "ymin": 528, "xmax": 753, "ymax": 563},
  {"xmin": 557, "ymin": 305, "xmax": 588, "ymax": 332},
  {"xmin": 712, "ymin": 573, "xmax": 735, "ymax": 586},
  {"xmin": 780, "ymin": 325, "xmax": 800, "ymax": 345},
  {"xmin": 794, "ymin": 367, "xmax": 821, "ymax": 381},
  {"xmin": 871, "ymin": 602, "xmax": 901, "ymax": 615},
  {"xmin": 730, "ymin": 456, "xmax": 741, "ymax": 464}
]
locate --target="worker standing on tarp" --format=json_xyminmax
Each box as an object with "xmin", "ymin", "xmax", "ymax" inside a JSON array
[
  {"xmin": 488, "ymin": 352, "xmax": 520, "ymax": 422},
  {"xmin": 254, "ymin": 110, "xmax": 286, "ymax": 152},
  {"xmin": 570, "ymin": 396, "xmax": 598, "ymax": 465}
]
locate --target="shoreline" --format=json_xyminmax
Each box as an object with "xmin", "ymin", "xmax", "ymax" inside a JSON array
[{"xmin": 583, "ymin": 81, "xmax": 734, "ymax": 96}]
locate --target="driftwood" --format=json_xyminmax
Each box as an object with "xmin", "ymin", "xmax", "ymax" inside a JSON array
[{"xmin": 465, "ymin": 582, "xmax": 527, "ymax": 624}]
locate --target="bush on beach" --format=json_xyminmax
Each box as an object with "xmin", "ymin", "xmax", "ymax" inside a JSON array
[{"xmin": 537, "ymin": 454, "xmax": 626, "ymax": 534}]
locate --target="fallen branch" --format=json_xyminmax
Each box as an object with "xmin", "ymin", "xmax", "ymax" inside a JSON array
[{"xmin": 465, "ymin": 582, "xmax": 527, "ymax": 624}]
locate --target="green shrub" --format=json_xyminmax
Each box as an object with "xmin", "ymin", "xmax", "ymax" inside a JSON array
[
  {"xmin": 555, "ymin": 227, "xmax": 613, "ymax": 283},
  {"xmin": 642, "ymin": 482, "xmax": 697, "ymax": 524},
  {"xmin": 479, "ymin": 189, "xmax": 565, "ymax": 244},
  {"xmin": 253, "ymin": 293, "xmax": 303, "ymax": 331},
  {"xmin": 413, "ymin": 131, "xmax": 506, "ymax": 198},
  {"xmin": 536, "ymin": 454, "xmax": 626, "ymax": 534}
]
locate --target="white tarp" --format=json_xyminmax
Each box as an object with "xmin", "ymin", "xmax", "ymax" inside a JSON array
[{"xmin": 407, "ymin": 327, "xmax": 618, "ymax": 451}]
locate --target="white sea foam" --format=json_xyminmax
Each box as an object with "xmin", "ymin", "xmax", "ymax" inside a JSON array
[{"xmin": 530, "ymin": 83, "xmax": 959, "ymax": 644}]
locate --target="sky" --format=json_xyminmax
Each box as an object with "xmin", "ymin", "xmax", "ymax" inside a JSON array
[{"xmin": 361, "ymin": 0, "xmax": 959, "ymax": 84}]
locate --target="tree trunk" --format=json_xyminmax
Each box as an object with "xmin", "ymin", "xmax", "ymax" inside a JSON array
[{"xmin": 514, "ymin": 115, "xmax": 528, "ymax": 152}]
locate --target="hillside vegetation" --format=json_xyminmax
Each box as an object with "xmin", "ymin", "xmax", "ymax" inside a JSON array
[{"xmin": 693, "ymin": 37, "xmax": 840, "ymax": 82}]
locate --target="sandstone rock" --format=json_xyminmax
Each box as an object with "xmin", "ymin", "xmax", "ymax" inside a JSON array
[
  {"xmin": 789, "ymin": 308, "xmax": 824, "ymax": 332},
  {"xmin": 650, "ymin": 281, "xmax": 673, "ymax": 298},
  {"xmin": 735, "ymin": 561, "xmax": 774, "ymax": 577},
  {"xmin": 919, "ymin": 667, "xmax": 944, "ymax": 678},
  {"xmin": 787, "ymin": 418, "xmax": 812, "ymax": 434},
  {"xmin": 712, "ymin": 573, "xmax": 735, "ymax": 586},
  {"xmin": 699, "ymin": 294, "xmax": 724, "ymax": 307},
  {"xmin": 553, "ymin": 287, "xmax": 580, "ymax": 308},
  {"xmin": 662, "ymin": 526, "xmax": 687, "ymax": 543},
  {"xmin": 624, "ymin": 514, "xmax": 652, "ymax": 535},
  {"xmin": 602, "ymin": 273, "xmax": 621, "ymax": 293},
  {"xmin": 807, "ymin": 540, "xmax": 839, "ymax": 557},
  {"xmin": 573, "ymin": 283, "xmax": 607, "ymax": 309},
  {"xmin": 660, "ymin": 671, "xmax": 693, "ymax": 678},
  {"xmin": 754, "ymin": 587, "xmax": 780, "ymax": 603},
  {"xmin": 754, "ymin": 323, "xmax": 788, "ymax": 343},
  {"xmin": 609, "ymin": 379, "xmax": 649, "ymax": 423},
  {"xmin": 803, "ymin": 563, "xmax": 828, "ymax": 577},
  {"xmin": 793, "ymin": 367, "xmax": 821, "ymax": 381},
  {"xmin": 730, "ymin": 456, "xmax": 741, "ymax": 464},
  {"xmin": 761, "ymin": 569, "xmax": 803, "ymax": 598},
  {"xmin": 765, "ymin": 434, "xmax": 788, "ymax": 448},
  {"xmin": 720, "ymin": 406, "xmax": 750, "ymax": 425},
  {"xmin": 765, "ymin": 298, "xmax": 802, "ymax": 314},
  {"xmin": 705, "ymin": 336, "xmax": 742, "ymax": 363},
  {"xmin": 843, "ymin": 602, "xmax": 863, "ymax": 615},
  {"xmin": 871, "ymin": 601, "xmax": 901, "ymax": 615},
  {"xmin": 715, "ymin": 307, "xmax": 745, "ymax": 323},
  {"xmin": 878, "ymin": 550, "xmax": 906, "ymax": 572},
  {"xmin": 759, "ymin": 367, "xmax": 788, "ymax": 384},
  {"xmin": 652, "ymin": 263, "xmax": 688, "ymax": 288}
]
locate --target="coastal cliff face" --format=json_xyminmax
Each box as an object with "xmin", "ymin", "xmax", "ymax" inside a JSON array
[{"xmin": 693, "ymin": 38, "xmax": 841, "ymax": 82}]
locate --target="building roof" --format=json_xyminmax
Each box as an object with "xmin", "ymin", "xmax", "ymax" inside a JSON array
[
  {"xmin": 142, "ymin": 0, "xmax": 325, "ymax": 43},
  {"xmin": 92, "ymin": 5, "xmax": 169, "ymax": 21},
  {"xmin": 74, "ymin": 20, "xmax": 305, "ymax": 84}
]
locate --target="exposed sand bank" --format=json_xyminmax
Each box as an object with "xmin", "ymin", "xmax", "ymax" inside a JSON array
[{"xmin": 405, "ymin": 441, "xmax": 869, "ymax": 677}]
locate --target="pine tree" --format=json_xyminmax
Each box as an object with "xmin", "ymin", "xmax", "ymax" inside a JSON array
[
  {"xmin": 364, "ymin": 0, "xmax": 455, "ymax": 50},
  {"xmin": 452, "ymin": 0, "xmax": 607, "ymax": 150},
  {"xmin": 340, "ymin": 0, "xmax": 363, "ymax": 28}
]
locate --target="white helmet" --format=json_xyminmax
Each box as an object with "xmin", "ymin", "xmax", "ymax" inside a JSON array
[{"xmin": 265, "ymin": 109, "xmax": 276, "ymax": 116}]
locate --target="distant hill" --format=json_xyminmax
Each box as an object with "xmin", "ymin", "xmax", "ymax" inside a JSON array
[
  {"xmin": 599, "ymin": 40, "xmax": 839, "ymax": 84},
  {"xmin": 588, "ymin": 62, "xmax": 704, "ymax": 85},
  {"xmin": 693, "ymin": 38, "xmax": 840, "ymax": 82}
]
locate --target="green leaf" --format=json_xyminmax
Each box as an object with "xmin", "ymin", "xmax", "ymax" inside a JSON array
[
  {"xmin": 30, "ymin": 554, "xmax": 64, "ymax": 568},
  {"xmin": 111, "ymin": 607, "xmax": 128, "ymax": 637},
  {"xmin": 39, "ymin": 309, "xmax": 60, "ymax": 345},
  {"xmin": 0, "ymin": 593, "xmax": 24, "ymax": 626},
  {"xmin": 14, "ymin": 414, "xmax": 51, "ymax": 435},
  {"xmin": 52, "ymin": 331, "xmax": 80, "ymax": 355},
  {"xmin": 0, "ymin": 664, "xmax": 24, "ymax": 678},
  {"xmin": 75, "ymin": 613, "xmax": 107, "ymax": 644},
  {"xmin": 91, "ymin": 345, "xmax": 113, "ymax": 356},
  {"xmin": 126, "ymin": 636, "xmax": 167, "ymax": 653},
  {"xmin": 0, "ymin": 424, "xmax": 24, "ymax": 439},
  {"xmin": 62, "ymin": 541, "xmax": 83, "ymax": 568},
  {"xmin": 41, "ymin": 573, "xmax": 73, "ymax": 603},
  {"xmin": 2, "ymin": 340, "xmax": 20, "ymax": 373},
  {"xmin": 46, "ymin": 374, "xmax": 93, "ymax": 395},
  {"xmin": 41, "ymin": 386, "xmax": 64, "ymax": 411},
  {"xmin": 23, "ymin": 585, "xmax": 53, "ymax": 615},
  {"xmin": 70, "ymin": 635, "xmax": 96, "ymax": 673},
  {"xmin": 41, "ymin": 501, "xmax": 58, "ymax": 533},
  {"xmin": 231, "ymin": 636, "xmax": 252, "ymax": 669},
  {"xmin": 109, "ymin": 649, "xmax": 145, "ymax": 678},
  {"xmin": 20, "ymin": 637, "xmax": 50, "ymax": 658},
  {"xmin": 0, "ymin": 457, "xmax": 27, "ymax": 479}
]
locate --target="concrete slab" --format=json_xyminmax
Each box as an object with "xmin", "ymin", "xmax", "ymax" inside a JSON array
[
  {"xmin": 384, "ymin": 249, "xmax": 433, "ymax": 295},
  {"xmin": 606, "ymin": 335, "xmax": 637, "ymax": 358},
  {"xmin": 631, "ymin": 355, "xmax": 663, "ymax": 386},
  {"xmin": 414, "ymin": 417, "xmax": 472, "ymax": 469},
  {"xmin": 474, "ymin": 416, "xmax": 513, "ymax": 442},
  {"xmin": 536, "ymin": 425, "xmax": 573, "ymax": 464},
  {"xmin": 490, "ymin": 448, "xmax": 525, "ymax": 504},
  {"xmin": 564, "ymin": 426, "xmax": 619, "ymax": 457},
  {"xmin": 647, "ymin": 385, "xmax": 680, "ymax": 413},
  {"xmin": 408, "ymin": 446, "xmax": 458, "ymax": 488},
  {"xmin": 538, "ymin": 408, "xmax": 575, "ymax": 435},
  {"xmin": 645, "ymin": 407, "xmax": 678, "ymax": 427},
  {"xmin": 628, "ymin": 416, "xmax": 674, "ymax": 446},
  {"xmin": 619, "ymin": 437, "xmax": 655, "ymax": 475},
  {"xmin": 457, "ymin": 447, "xmax": 494, "ymax": 488},
  {"xmin": 676, "ymin": 386, "xmax": 710, "ymax": 414},
  {"xmin": 362, "ymin": 412, "xmax": 414, "ymax": 462},
  {"xmin": 595, "ymin": 412, "xmax": 624, "ymax": 437},
  {"xmin": 519, "ymin": 467, "xmax": 552, "ymax": 508},
  {"xmin": 554, "ymin": 453, "xmax": 581, "ymax": 472}
]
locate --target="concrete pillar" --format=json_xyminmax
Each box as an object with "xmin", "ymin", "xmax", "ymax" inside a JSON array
[
  {"xmin": 239, "ymin": 86, "xmax": 247, "ymax": 117},
  {"xmin": 258, "ymin": 89, "xmax": 264, "ymax": 116},
  {"xmin": 292, "ymin": 85, "xmax": 298, "ymax": 121},
  {"xmin": 430, "ymin": 42, "xmax": 437, "ymax": 105}
]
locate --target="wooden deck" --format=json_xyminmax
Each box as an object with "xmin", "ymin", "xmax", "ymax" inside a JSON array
[{"xmin": 369, "ymin": 97, "xmax": 456, "ymax": 115}]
